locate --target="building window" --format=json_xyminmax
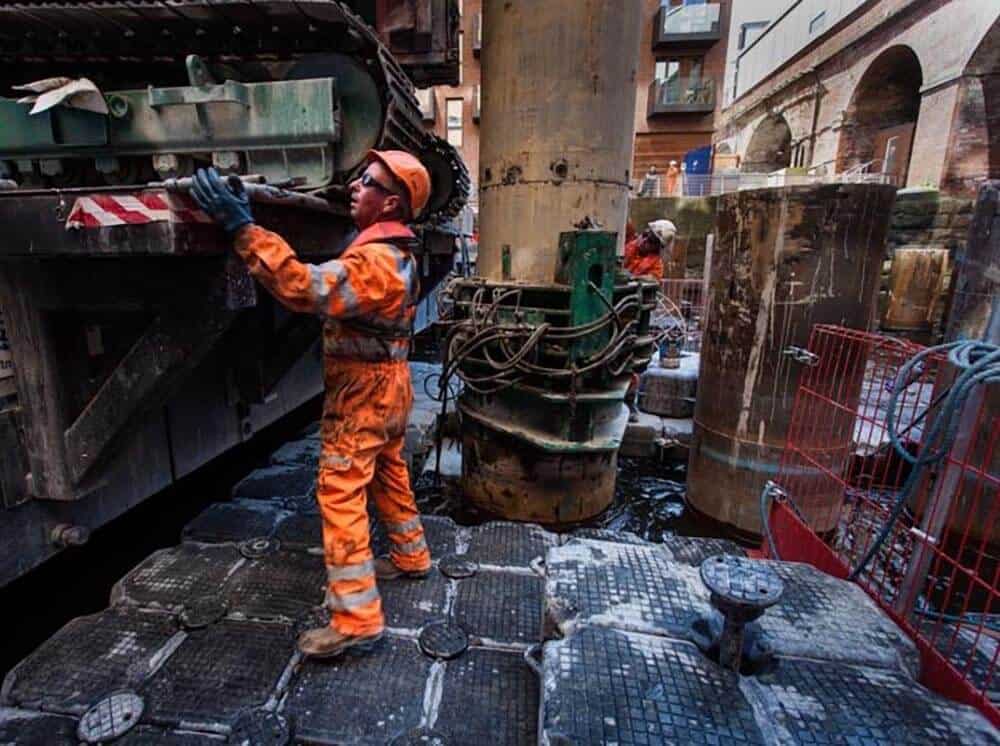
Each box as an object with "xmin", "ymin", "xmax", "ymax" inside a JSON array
[
  {"xmin": 738, "ymin": 21, "xmax": 768, "ymax": 50},
  {"xmin": 446, "ymin": 98, "xmax": 463, "ymax": 147},
  {"xmin": 458, "ymin": 30, "xmax": 464, "ymax": 85},
  {"xmin": 809, "ymin": 11, "xmax": 826, "ymax": 35}
]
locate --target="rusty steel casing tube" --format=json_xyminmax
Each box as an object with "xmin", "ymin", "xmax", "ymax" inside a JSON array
[
  {"xmin": 687, "ymin": 183, "xmax": 896, "ymax": 539},
  {"xmin": 477, "ymin": 0, "xmax": 643, "ymax": 284}
]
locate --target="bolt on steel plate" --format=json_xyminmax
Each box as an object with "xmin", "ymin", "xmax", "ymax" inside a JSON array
[
  {"xmin": 418, "ymin": 621, "xmax": 469, "ymax": 660},
  {"xmin": 78, "ymin": 691, "xmax": 144, "ymax": 743}
]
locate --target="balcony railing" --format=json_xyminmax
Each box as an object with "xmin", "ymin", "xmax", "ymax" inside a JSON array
[
  {"xmin": 647, "ymin": 76, "xmax": 715, "ymax": 115},
  {"xmin": 653, "ymin": 3, "xmax": 721, "ymax": 48}
]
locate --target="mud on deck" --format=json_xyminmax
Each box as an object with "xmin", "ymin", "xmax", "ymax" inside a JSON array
[{"xmin": 2, "ymin": 428, "xmax": 997, "ymax": 744}]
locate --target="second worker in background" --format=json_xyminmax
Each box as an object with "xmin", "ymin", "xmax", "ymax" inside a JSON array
[{"xmin": 191, "ymin": 151, "xmax": 434, "ymax": 658}]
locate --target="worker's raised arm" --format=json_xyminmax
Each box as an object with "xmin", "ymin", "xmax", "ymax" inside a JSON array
[{"xmin": 232, "ymin": 225, "xmax": 399, "ymax": 319}]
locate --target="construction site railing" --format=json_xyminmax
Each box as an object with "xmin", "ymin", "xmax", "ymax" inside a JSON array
[
  {"xmin": 660, "ymin": 278, "xmax": 706, "ymax": 352},
  {"xmin": 762, "ymin": 324, "xmax": 1000, "ymax": 727}
]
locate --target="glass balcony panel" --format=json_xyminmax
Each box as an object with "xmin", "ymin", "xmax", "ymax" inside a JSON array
[
  {"xmin": 662, "ymin": 3, "xmax": 720, "ymax": 36},
  {"xmin": 647, "ymin": 76, "xmax": 715, "ymax": 115}
]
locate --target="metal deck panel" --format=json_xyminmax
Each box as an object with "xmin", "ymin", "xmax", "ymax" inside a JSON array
[
  {"xmin": 544, "ymin": 538, "xmax": 920, "ymax": 675},
  {"xmin": 453, "ymin": 569, "xmax": 544, "ymax": 646},
  {"xmin": 284, "ymin": 634, "xmax": 431, "ymax": 745},
  {"xmin": 1, "ymin": 606, "xmax": 178, "ymax": 715},
  {"xmin": 541, "ymin": 627, "xmax": 766, "ymax": 745},
  {"xmin": 140, "ymin": 619, "xmax": 294, "ymax": 729},
  {"xmin": 182, "ymin": 500, "xmax": 288, "ymax": 544},
  {"xmin": 434, "ymin": 648, "xmax": 539, "ymax": 745},
  {"xmin": 111, "ymin": 543, "xmax": 244, "ymax": 612}
]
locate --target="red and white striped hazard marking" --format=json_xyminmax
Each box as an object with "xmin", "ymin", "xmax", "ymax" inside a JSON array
[{"xmin": 65, "ymin": 192, "xmax": 214, "ymax": 229}]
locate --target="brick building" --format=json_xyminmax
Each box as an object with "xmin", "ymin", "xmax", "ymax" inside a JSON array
[
  {"xmin": 418, "ymin": 0, "xmax": 481, "ymax": 214},
  {"xmin": 714, "ymin": 0, "xmax": 1000, "ymax": 197},
  {"xmin": 632, "ymin": 0, "xmax": 733, "ymax": 191}
]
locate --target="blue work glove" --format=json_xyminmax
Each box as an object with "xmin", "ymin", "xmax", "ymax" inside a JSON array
[{"xmin": 190, "ymin": 167, "xmax": 254, "ymax": 234}]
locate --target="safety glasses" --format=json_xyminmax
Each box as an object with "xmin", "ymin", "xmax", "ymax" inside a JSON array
[{"xmin": 360, "ymin": 171, "xmax": 400, "ymax": 197}]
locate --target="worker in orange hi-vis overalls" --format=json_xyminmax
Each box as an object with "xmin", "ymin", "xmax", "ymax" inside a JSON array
[{"xmin": 190, "ymin": 151, "xmax": 433, "ymax": 659}]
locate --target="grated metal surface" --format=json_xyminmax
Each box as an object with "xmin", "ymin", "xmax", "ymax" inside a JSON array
[
  {"xmin": 113, "ymin": 544, "xmax": 244, "ymax": 612},
  {"xmin": 2, "ymin": 606, "xmax": 177, "ymax": 714},
  {"xmin": 454, "ymin": 570, "xmax": 543, "ymax": 646},
  {"xmin": 762, "ymin": 561, "xmax": 920, "ymax": 675},
  {"xmin": 274, "ymin": 512, "xmax": 322, "ymax": 552},
  {"xmin": 544, "ymin": 539, "xmax": 702, "ymax": 639},
  {"xmin": 380, "ymin": 569, "xmax": 448, "ymax": 630},
  {"xmin": 753, "ymin": 657, "xmax": 1000, "ymax": 744},
  {"xmin": 662, "ymin": 535, "xmax": 747, "ymax": 566},
  {"xmin": 223, "ymin": 550, "xmax": 325, "ymax": 623},
  {"xmin": 232, "ymin": 464, "xmax": 315, "ymax": 501},
  {"xmin": 181, "ymin": 501, "xmax": 285, "ymax": 544},
  {"xmin": 465, "ymin": 522, "xmax": 556, "ymax": 568},
  {"xmin": 569, "ymin": 528, "xmax": 650, "ymax": 546},
  {"xmin": 542, "ymin": 626, "xmax": 765, "ymax": 745},
  {"xmin": 544, "ymin": 539, "xmax": 920, "ymax": 675},
  {"xmin": 115, "ymin": 726, "xmax": 225, "ymax": 744},
  {"xmin": 141, "ymin": 620, "xmax": 293, "ymax": 728},
  {"xmin": 285, "ymin": 633, "xmax": 430, "ymax": 745},
  {"xmin": 420, "ymin": 515, "xmax": 458, "ymax": 558},
  {"xmin": 435, "ymin": 648, "xmax": 538, "ymax": 745},
  {"xmin": 0, "ymin": 708, "xmax": 79, "ymax": 744}
]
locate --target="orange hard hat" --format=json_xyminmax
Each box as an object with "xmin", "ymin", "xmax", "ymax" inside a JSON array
[{"xmin": 367, "ymin": 149, "xmax": 431, "ymax": 217}]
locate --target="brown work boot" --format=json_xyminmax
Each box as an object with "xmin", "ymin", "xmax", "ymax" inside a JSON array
[
  {"xmin": 297, "ymin": 626, "xmax": 383, "ymax": 659},
  {"xmin": 374, "ymin": 555, "xmax": 430, "ymax": 581}
]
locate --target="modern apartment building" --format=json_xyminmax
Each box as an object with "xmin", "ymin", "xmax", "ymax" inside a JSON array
[
  {"xmin": 633, "ymin": 0, "xmax": 732, "ymax": 190},
  {"xmin": 714, "ymin": 0, "xmax": 1000, "ymax": 196}
]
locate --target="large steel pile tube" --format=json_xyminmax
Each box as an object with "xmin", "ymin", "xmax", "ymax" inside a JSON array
[
  {"xmin": 458, "ymin": 0, "xmax": 644, "ymax": 523},
  {"xmin": 477, "ymin": 0, "xmax": 642, "ymax": 283},
  {"xmin": 688, "ymin": 183, "xmax": 896, "ymax": 539}
]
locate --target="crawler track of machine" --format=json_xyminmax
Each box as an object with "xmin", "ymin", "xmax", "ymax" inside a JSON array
[{"xmin": 0, "ymin": 0, "xmax": 469, "ymax": 220}]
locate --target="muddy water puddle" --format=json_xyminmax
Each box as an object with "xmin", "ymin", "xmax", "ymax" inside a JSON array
[{"xmin": 413, "ymin": 456, "xmax": 737, "ymax": 544}]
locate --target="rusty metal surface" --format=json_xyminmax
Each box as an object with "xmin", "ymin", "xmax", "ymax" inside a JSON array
[
  {"xmin": 883, "ymin": 247, "xmax": 949, "ymax": 333},
  {"xmin": 476, "ymin": 0, "xmax": 643, "ymax": 284},
  {"xmin": 461, "ymin": 416, "xmax": 618, "ymax": 524},
  {"xmin": 946, "ymin": 181, "xmax": 1000, "ymax": 344},
  {"xmin": 688, "ymin": 184, "xmax": 895, "ymax": 538}
]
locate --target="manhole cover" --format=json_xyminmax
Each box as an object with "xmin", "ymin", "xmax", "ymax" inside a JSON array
[
  {"xmin": 239, "ymin": 536, "xmax": 281, "ymax": 559},
  {"xmin": 700, "ymin": 555, "xmax": 783, "ymax": 610},
  {"xmin": 390, "ymin": 727, "xmax": 448, "ymax": 745},
  {"xmin": 178, "ymin": 595, "xmax": 228, "ymax": 629},
  {"xmin": 418, "ymin": 621, "xmax": 468, "ymax": 660},
  {"xmin": 228, "ymin": 709, "xmax": 291, "ymax": 745},
  {"xmin": 438, "ymin": 555, "xmax": 478, "ymax": 579},
  {"xmin": 77, "ymin": 691, "xmax": 143, "ymax": 742}
]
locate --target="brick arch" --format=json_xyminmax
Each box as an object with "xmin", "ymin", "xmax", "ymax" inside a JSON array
[
  {"xmin": 837, "ymin": 45, "xmax": 923, "ymax": 181},
  {"xmin": 743, "ymin": 114, "xmax": 792, "ymax": 173}
]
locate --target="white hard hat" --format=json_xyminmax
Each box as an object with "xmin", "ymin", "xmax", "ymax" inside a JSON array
[{"xmin": 647, "ymin": 219, "xmax": 677, "ymax": 246}]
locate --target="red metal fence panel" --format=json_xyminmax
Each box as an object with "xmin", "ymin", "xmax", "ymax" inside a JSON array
[{"xmin": 765, "ymin": 324, "xmax": 1000, "ymax": 726}]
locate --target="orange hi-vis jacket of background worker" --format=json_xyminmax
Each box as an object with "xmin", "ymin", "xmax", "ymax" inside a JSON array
[
  {"xmin": 232, "ymin": 219, "xmax": 431, "ymax": 637},
  {"xmin": 624, "ymin": 236, "xmax": 664, "ymax": 281}
]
